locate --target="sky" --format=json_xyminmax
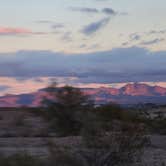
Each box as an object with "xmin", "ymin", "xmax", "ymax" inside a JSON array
[{"xmin": 0, "ymin": 0, "xmax": 166, "ymax": 95}]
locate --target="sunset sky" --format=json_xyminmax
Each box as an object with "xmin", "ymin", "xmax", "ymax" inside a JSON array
[{"xmin": 0, "ymin": 0, "xmax": 166, "ymax": 95}]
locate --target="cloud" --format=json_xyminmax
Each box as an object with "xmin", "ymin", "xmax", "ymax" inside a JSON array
[
  {"xmin": 70, "ymin": 7, "xmax": 99, "ymax": 14},
  {"xmin": 0, "ymin": 85, "xmax": 10, "ymax": 91},
  {"xmin": 0, "ymin": 77, "xmax": 53, "ymax": 96},
  {"xmin": 140, "ymin": 38, "xmax": 165, "ymax": 45},
  {"xmin": 0, "ymin": 47, "xmax": 166, "ymax": 83},
  {"xmin": 70, "ymin": 7, "xmax": 121, "ymax": 16},
  {"xmin": 35, "ymin": 20, "xmax": 54, "ymax": 24},
  {"xmin": 69, "ymin": 6, "xmax": 128, "ymax": 16},
  {"xmin": 122, "ymin": 42, "xmax": 129, "ymax": 46},
  {"xmin": 129, "ymin": 33, "xmax": 141, "ymax": 41},
  {"xmin": 124, "ymin": 30, "xmax": 166, "ymax": 46},
  {"xmin": 81, "ymin": 17, "xmax": 110, "ymax": 35},
  {"xmin": 0, "ymin": 27, "xmax": 32, "ymax": 35},
  {"xmin": 35, "ymin": 20, "xmax": 65, "ymax": 31},
  {"xmin": 129, "ymin": 29, "xmax": 166, "ymax": 38},
  {"xmin": 52, "ymin": 23, "xmax": 65, "ymax": 29},
  {"xmin": 102, "ymin": 8, "xmax": 117, "ymax": 15},
  {"xmin": 0, "ymin": 26, "xmax": 48, "ymax": 36},
  {"xmin": 61, "ymin": 31, "xmax": 72, "ymax": 42},
  {"xmin": 79, "ymin": 44, "xmax": 87, "ymax": 48},
  {"xmin": 147, "ymin": 29, "xmax": 166, "ymax": 35}
]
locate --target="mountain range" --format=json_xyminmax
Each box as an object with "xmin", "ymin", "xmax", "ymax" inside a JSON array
[{"xmin": 1, "ymin": 83, "xmax": 166, "ymax": 107}]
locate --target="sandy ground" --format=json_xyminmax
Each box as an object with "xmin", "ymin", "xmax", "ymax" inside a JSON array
[
  {"xmin": 0, "ymin": 136, "xmax": 165, "ymax": 165},
  {"xmin": 0, "ymin": 110, "xmax": 165, "ymax": 165}
]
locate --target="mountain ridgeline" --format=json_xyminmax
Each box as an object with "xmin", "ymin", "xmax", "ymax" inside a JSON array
[{"xmin": 1, "ymin": 83, "xmax": 166, "ymax": 107}]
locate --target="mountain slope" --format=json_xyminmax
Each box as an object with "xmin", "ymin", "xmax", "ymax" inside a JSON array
[{"xmin": 1, "ymin": 83, "xmax": 166, "ymax": 107}]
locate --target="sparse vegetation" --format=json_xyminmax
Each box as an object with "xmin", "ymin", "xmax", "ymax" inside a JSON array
[
  {"xmin": 0, "ymin": 85, "xmax": 165, "ymax": 165},
  {"xmin": 42, "ymin": 83, "xmax": 92, "ymax": 136},
  {"xmin": 149, "ymin": 118, "xmax": 166, "ymax": 135},
  {"xmin": 14, "ymin": 114, "xmax": 26, "ymax": 126},
  {"xmin": 40, "ymin": 84, "xmax": 151, "ymax": 165},
  {"xmin": 0, "ymin": 154, "xmax": 44, "ymax": 166}
]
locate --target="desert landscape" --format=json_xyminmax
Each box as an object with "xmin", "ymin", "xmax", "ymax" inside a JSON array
[
  {"xmin": 0, "ymin": 0, "xmax": 166, "ymax": 165},
  {"xmin": 0, "ymin": 85, "xmax": 165, "ymax": 165}
]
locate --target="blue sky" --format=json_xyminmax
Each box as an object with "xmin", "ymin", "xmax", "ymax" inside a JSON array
[
  {"xmin": 0, "ymin": 0, "xmax": 165, "ymax": 52},
  {"xmin": 0, "ymin": 0, "xmax": 165, "ymax": 95}
]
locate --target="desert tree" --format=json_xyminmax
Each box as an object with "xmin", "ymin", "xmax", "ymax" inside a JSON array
[{"xmin": 42, "ymin": 82, "xmax": 93, "ymax": 136}]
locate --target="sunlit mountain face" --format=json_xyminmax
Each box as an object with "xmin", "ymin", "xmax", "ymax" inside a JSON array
[
  {"xmin": 0, "ymin": 0, "xmax": 165, "ymax": 101},
  {"xmin": 1, "ymin": 83, "xmax": 166, "ymax": 107},
  {"xmin": 1, "ymin": 77, "xmax": 166, "ymax": 97}
]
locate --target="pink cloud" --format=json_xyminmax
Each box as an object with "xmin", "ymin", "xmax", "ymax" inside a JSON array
[
  {"xmin": 0, "ymin": 26, "xmax": 47, "ymax": 36},
  {"xmin": 0, "ymin": 26, "xmax": 32, "ymax": 35},
  {"xmin": 0, "ymin": 96, "xmax": 19, "ymax": 107}
]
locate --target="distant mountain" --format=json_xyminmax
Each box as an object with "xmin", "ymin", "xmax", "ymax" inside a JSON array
[{"xmin": 1, "ymin": 83, "xmax": 166, "ymax": 107}]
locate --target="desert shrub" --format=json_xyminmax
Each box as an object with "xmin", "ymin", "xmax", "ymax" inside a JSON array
[
  {"xmin": 47, "ymin": 146, "xmax": 83, "ymax": 166},
  {"xmin": 80, "ymin": 106, "xmax": 149, "ymax": 166},
  {"xmin": 81, "ymin": 111, "xmax": 104, "ymax": 148},
  {"xmin": 150, "ymin": 118, "xmax": 166, "ymax": 135},
  {"xmin": 0, "ymin": 115, "xmax": 3, "ymax": 120},
  {"xmin": 80, "ymin": 123, "xmax": 149, "ymax": 166},
  {"xmin": 44, "ymin": 126, "xmax": 149, "ymax": 166},
  {"xmin": 92, "ymin": 103, "xmax": 147, "ymax": 132},
  {"xmin": 15, "ymin": 117, "xmax": 25, "ymax": 126},
  {"xmin": 96, "ymin": 103, "xmax": 123, "ymax": 119},
  {"xmin": 0, "ymin": 154, "xmax": 44, "ymax": 166},
  {"xmin": 46, "ymin": 139, "xmax": 84, "ymax": 166},
  {"xmin": 42, "ymin": 84, "xmax": 93, "ymax": 136},
  {"xmin": 96, "ymin": 103, "xmax": 142, "ymax": 122}
]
